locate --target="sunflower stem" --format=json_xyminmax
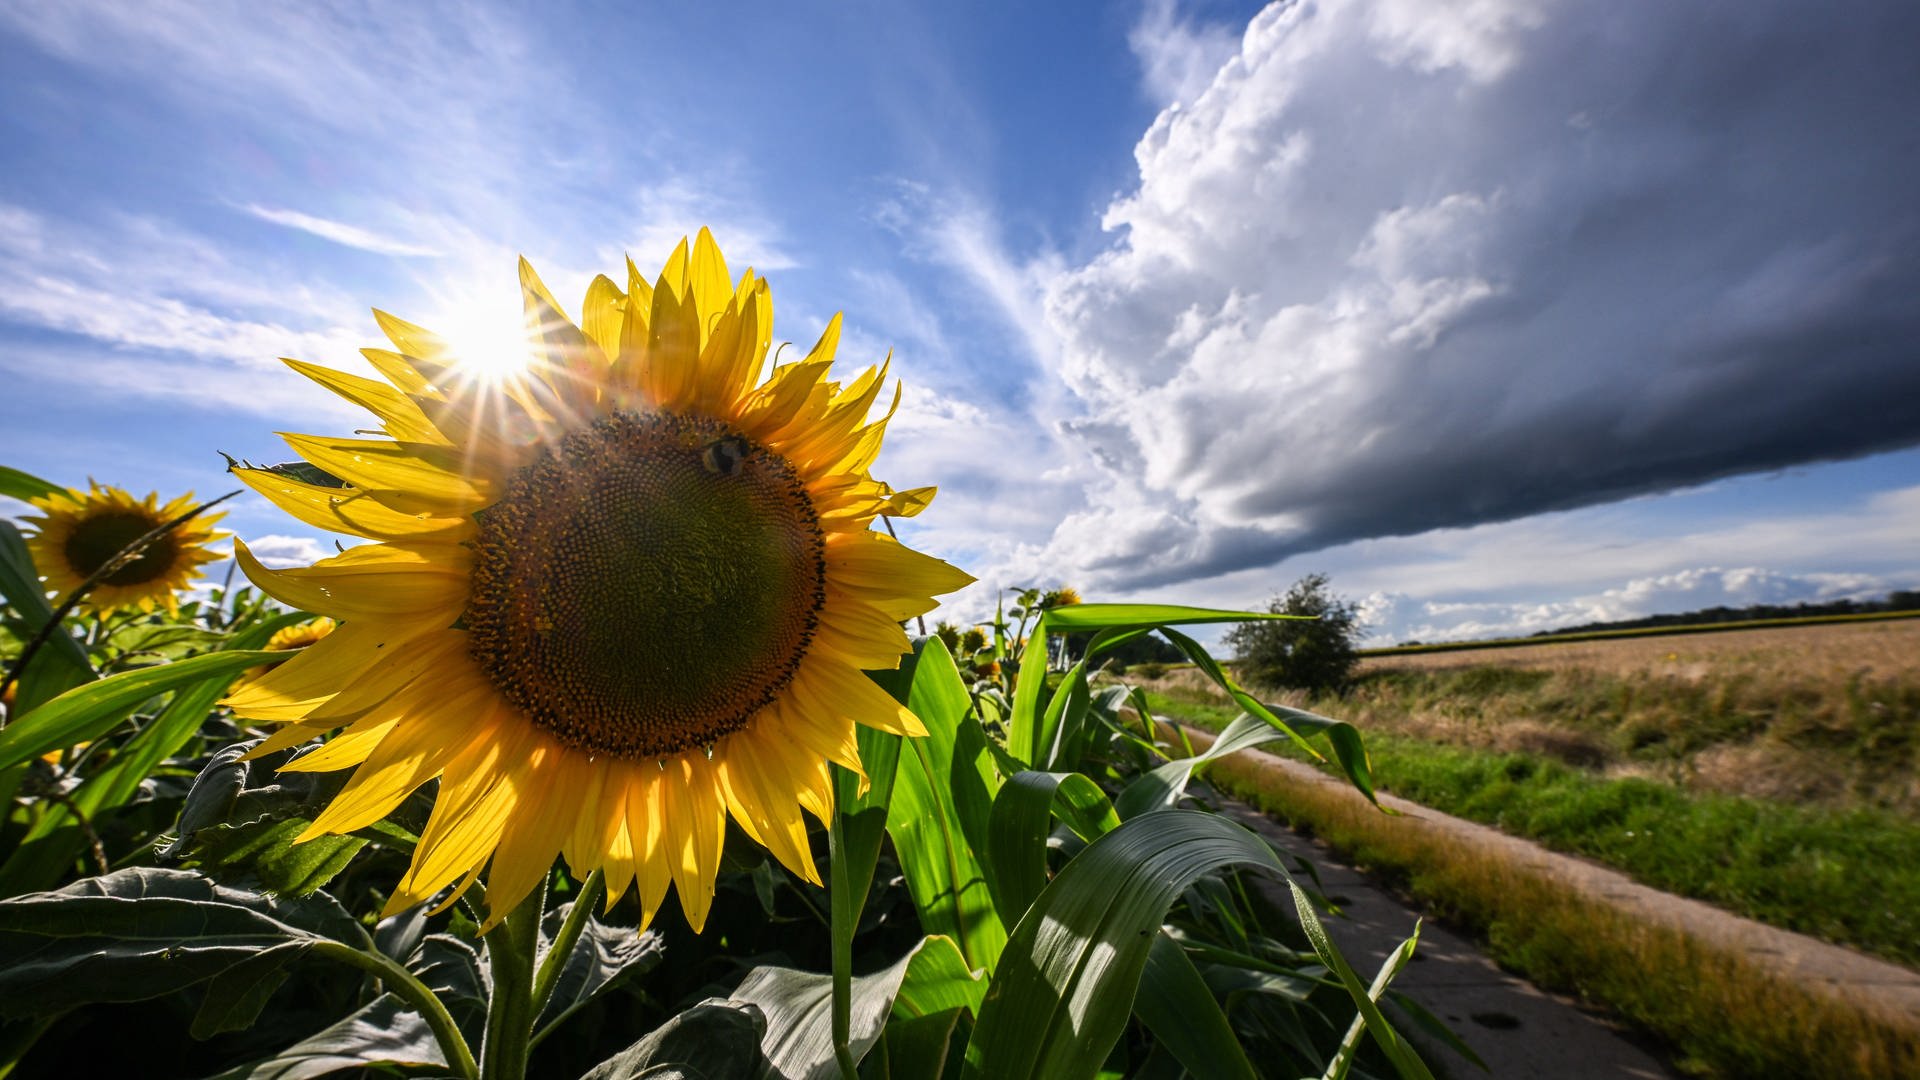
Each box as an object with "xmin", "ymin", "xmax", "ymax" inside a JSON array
[
  {"xmin": 479, "ymin": 879, "xmax": 546, "ymax": 1080},
  {"xmin": 311, "ymin": 940, "xmax": 478, "ymax": 1080},
  {"xmin": 530, "ymin": 869, "xmax": 604, "ymax": 1020},
  {"xmin": 828, "ymin": 809, "xmax": 860, "ymax": 1080}
]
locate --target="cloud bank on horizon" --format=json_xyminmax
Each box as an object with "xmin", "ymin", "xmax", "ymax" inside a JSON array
[{"xmin": 1022, "ymin": 0, "xmax": 1920, "ymax": 598}]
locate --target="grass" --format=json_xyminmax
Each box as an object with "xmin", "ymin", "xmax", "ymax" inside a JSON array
[
  {"xmin": 1199, "ymin": 749, "xmax": 1920, "ymax": 1079},
  {"xmin": 1121, "ymin": 618, "xmax": 1920, "ymax": 1076},
  {"xmin": 1148, "ymin": 691, "xmax": 1920, "ymax": 966}
]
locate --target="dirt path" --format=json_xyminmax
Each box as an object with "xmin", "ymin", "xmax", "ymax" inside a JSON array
[{"xmin": 1171, "ymin": 723, "xmax": 1920, "ymax": 1074}]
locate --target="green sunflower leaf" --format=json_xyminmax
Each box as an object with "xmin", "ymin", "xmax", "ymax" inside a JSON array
[
  {"xmin": 581, "ymin": 998, "xmax": 768, "ymax": 1080},
  {"xmin": 203, "ymin": 994, "xmax": 448, "ymax": 1080},
  {"xmin": 733, "ymin": 934, "xmax": 980, "ymax": 1080},
  {"xmin": 0, "ymin": 867, "xmax": 366, "ymax": 1017}
]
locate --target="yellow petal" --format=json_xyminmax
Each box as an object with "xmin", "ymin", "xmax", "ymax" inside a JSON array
[
  {"xmin": 283, "ymin": 359, "xmax": 448, "ymax": 446},
  {"xmin": 235, "ymin": 540, "xmax": 468, "ymax": 623},
  {"xmin": 232, "ymin": 468, "xmax": 471, "ymax": 543},
  {"xmin": 479, "ymin": 742, "xmax": 569, "ymax": 927},
  {"xmin": 279, "ymin": 434, "xmax": 492, "ymax": 516},
  {"xmin": 661, "ymin": 752, "xmax": 727, "ymax": 932},
  {"xmin": 792, "ymin": 658, "xmax": 928, "ymax": 738},
  {"xmin": 223, "ymin": 617, "xmax": 442, "ymax": 720},
  {"xmin": 624, "ymin": 763, "xmax": 673, "ymax": 931},
  {"xmin": 689, "ymin": 227, "xmax": 733, "ymax": 352},
  {"xmin": 716, "ymin": 736, "xmax": 817, "ymax": 886},
  {"xmin": 827, "ymin": 532, "xmax": 975, "ymax": 598},
  {"xmin": 384, "ymin": 713, "xmax": 526, "ymax": 914},
  {"xmin": 580, "ymin": 274, "xmax": 626, "ymax": 362}
]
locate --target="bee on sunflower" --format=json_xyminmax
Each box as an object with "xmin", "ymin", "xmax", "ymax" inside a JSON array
[
  {"xmin": 223, "ymin": 230, "xmax": 972, "ymax": 932},
  {"xmin": 22, "ymin": 484, "xmax": 228, "ymax": 616}
]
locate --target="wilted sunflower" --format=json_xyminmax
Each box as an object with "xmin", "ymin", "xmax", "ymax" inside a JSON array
[
  {"xmin": 224, "ymin": 230, "xmax": 972, "ymax": 931},
  {"xmin": 24, "ymin": 484, "xmax": 227, "ymax": 614}
]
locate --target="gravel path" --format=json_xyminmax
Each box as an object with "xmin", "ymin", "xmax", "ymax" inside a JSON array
[{"xmin": 1171, "ymin": 723, "xmax": 1920, "ymax": 1076}]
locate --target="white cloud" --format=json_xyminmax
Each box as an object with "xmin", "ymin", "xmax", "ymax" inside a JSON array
[
  {"xmin": 1024, "ymin": 0, "xmax": 1920, "ymax": 596},
  {"xmin": 243, "ymin": 534, "xmax": 335, "ymax": 569},
  {"xmin": 1129, "ymin": 0, "xmax": 1243, "ymax": 109},
  {"xmin": 242, "ymin": 205, "xmax": 441, "ymax": 258}
]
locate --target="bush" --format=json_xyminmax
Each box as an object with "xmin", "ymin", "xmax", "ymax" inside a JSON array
[{"xmin": 1226, "ymin": 572, "xmax": 1362, "ymax": 694}]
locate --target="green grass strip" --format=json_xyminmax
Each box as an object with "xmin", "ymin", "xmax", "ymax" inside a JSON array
[
  {"xmin": 1148, "ymin": 693, "xmax": 1920, "ymax": 968},
  {"xmin": 1153, "ymin": 712, "xmax": 1920, "ymax": 1078}
]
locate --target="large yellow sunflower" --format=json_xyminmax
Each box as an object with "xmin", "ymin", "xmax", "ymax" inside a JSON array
[
  {"xmin": 24, "ymin": 484, "xmax": 227, "ymax": 614},
  {"xmin": 223, "ymin": 230, "xmax": 971, "ymax": 932}
]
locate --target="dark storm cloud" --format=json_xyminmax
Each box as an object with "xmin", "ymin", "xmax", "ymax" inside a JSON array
[{"xmin": 1040, "ymin": 0, "xmax": 1920, "ymax": 589}]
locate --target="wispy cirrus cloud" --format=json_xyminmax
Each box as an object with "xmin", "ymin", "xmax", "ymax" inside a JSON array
[{"xmin": 241, "ymin": 205, "xmax": 441, "ymax": 258}]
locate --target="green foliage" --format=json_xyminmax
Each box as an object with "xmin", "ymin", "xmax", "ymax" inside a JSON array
[
  {"xmin": 1227, "ymin": 573, "xmax": 1363, "ymax": 695},
  {"xmin": 0, "ymin": 482, "xmax": 1433, "ymax": 1080}
]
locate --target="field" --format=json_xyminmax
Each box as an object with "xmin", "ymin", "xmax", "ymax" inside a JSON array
[
  {"xmin": 1132, "ymin": 618, "xmax": 1920, "ymax": 1076},
  {"xmin": 1137, "ymin": 618, "xmax": 1920, "ymax": 963}
]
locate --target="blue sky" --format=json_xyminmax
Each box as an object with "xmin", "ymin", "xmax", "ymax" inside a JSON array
[{"xmin": 2, "ymin": 0, "xmax": 1916, "ymax": 645}]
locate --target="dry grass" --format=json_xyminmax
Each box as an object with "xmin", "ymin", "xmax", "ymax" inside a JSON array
[
  {"xmin": 1362, "ymin": 618, "xmax": 1920, "ymax": 680},
  {"xmin": 1170, "ymin": 620, "xmax": 1920, "ymax": 814},
  {"xmin": 1206, "ymin": 751, "xmax": 1920, "ymax": 1079}
]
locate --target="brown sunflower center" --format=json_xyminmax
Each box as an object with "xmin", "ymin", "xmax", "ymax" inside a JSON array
[
  {"xmin": 64, "ymin": 512, "xmax": 179, "ymax": 587},
  {"xmin": 464, "ymin": 411, "xmax": 826, "ymax": 759}
]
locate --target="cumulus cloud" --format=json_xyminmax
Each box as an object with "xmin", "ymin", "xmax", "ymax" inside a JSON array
[
  {"xmin": 1368, "ymin": 566, "xmax": 1903, "ymax": 645},
  {"xmin": 1036, "ymin": 0, "xmax": 1920, "ymax": 590},
  {"xmin": 243, "ymin": 534, "xmax": 335, "ymax": 569}
]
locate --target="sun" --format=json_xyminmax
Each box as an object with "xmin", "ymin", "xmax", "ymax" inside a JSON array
[{"xmin": 416, "ymin": 288, "xmax": 539, "ymax": 387}]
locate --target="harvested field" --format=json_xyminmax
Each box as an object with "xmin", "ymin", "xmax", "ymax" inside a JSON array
[
  {"xmin": 1362, "ymin": 617, "xmax": 1920, "ymax": 681},
  {"xmin": 1172, "ymin": 619, "xmax": 1920, "ymax": 814}
]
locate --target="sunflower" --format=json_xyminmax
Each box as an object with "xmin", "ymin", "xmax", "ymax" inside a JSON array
[
  {"xmin": 230, "ymin": 617, "xmax": 337, "ymax": 693},
  {"xmin": 24, "ymin": 484, "xmax": 227, "ymax": 614},
  {"xmin": 223, "ymin": 230, "xmax": 972, "ymax": 931}
]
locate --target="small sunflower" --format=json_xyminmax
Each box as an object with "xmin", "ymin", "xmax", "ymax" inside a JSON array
[
  {"xmin": 24, "ymin": 484, "xmax": 227, "ymax": 614},
  {"xmin": 231, "ymin": 617, "xmax": 337, "ymax": 693},
  {"xmin": 225, "ymin": 230, "xmax": 972, "ymax": 931}
]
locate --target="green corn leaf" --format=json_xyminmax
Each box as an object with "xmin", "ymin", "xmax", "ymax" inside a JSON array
[
  {"xmin": 1115, "ymin": 713, "xmax": 1297, "ymax": 819},
  {"xmin": 883, "ymin": 638, "xmax": 1007, "ymax": 972},
  {"xmin": 1136, "ymin": 932, "xmax": 1257, "ymax": 1080},
  {"xmin": 1288, "ymin": 880, "xmax": 1435, "ymax": 1080},
  {"xmin": 1008, "ymin": 604, "xmax": 1294, "ymax": 766},
  {"xmin": 1158, "ymin": 627, "xmax": 1383, "ymax": 806},
  {"xmin": 984, "ymin": 770, "xmax": 1119, "ymax": 924},
  {"xmin": 962, "ymin": 809, "xmax": 1285, "ymax": 1080},
  {"xmin": 0, "ymin": 612, "xmax": 313, "ymax": 897},
  {"xmin": 0, "ymin": 465, "xmax": 61, "ymax": 504},
  {"xmin": 0, "ymin": 648, "xmax": 284, "ymax": 772}
]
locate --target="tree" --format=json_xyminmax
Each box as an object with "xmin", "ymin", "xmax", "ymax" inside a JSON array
[{"xmin": 1225, "ymin": 572, "xmax": 1363, "ymax": 694}]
